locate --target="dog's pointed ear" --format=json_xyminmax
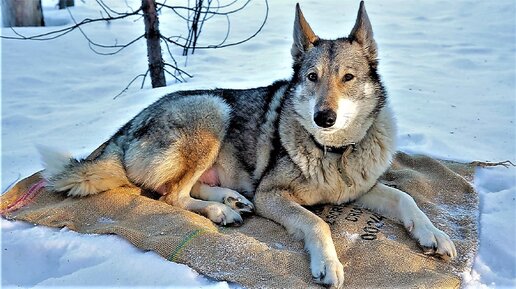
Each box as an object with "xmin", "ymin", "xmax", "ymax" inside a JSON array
[
  {"xmin": 291, "ymin": 3, "xmax": 319, "ymax": 61},
  {"xmin": 349, "ymin": 1, "xmax": 377, "ymax": 63}
]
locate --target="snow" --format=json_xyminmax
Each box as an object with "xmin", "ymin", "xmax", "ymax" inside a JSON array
[
  {"xmin": 1, "ymin": 0, "xmax": 515, "ymax": 288},
  {"xmin": 1, "ymin": 220, "xmax": 230, "ymax": 288},
  {"xmin": 466, "ymin": 168, "xmax": 516, "ymax": 288}
]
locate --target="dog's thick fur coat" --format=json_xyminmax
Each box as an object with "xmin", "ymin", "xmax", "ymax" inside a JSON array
[{"xmin": 40, "ymin": 2, "xmax": 456, "ymax": 287}]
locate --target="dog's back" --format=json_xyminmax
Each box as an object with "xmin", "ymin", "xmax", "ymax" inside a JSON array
[{"xmin": 39, "ymin": 79, "xmax": 290, "ymax": 226}]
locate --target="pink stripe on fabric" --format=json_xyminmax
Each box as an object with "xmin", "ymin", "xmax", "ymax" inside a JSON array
[{"xmin": 1, "ymin": 179, "xmax": 45, "ymax": 215}]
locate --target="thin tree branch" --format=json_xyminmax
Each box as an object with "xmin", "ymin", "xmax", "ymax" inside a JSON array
[
  {"xmin": 163, "ymin": 67, "xmax": 183, "ymax": 83},
  {"xmin": 161, "ymin": 38, "xmax": 193, "ymax": 80},
  {"xmin": 113, "ymin": 69, "xmax": 150, "ymax": 99},
  {"xmin": 1, "ymin": 8, "xmax": 142, "ymax": 41},
  {"xmin": 155, "ymin": 0, "xmax": 251, "ymax": 16},
  {"xmin": 66, "ymin": 8, "xmax": 145, "ymax": 55},
  {"xmin": 162, "ymin": 0, "xmax": 268, "ymax": 51}
]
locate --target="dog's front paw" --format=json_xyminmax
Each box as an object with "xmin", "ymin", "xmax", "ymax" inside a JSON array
[
  {"xmin": 311, "ymin": 256, "xmax": 344, "ymax": 288},
  {"xmin": 407, "ymin": 220, "xmax": 457, "ymax": 260}
]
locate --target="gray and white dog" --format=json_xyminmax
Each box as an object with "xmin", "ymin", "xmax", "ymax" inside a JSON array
[{"xmin": 40, "ymin": 2, "xmax": 456, "ymax": 287}]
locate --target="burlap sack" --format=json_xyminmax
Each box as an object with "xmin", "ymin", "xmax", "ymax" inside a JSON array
[{"xmin": 1, "ymin": 152, "xmax": 478, "ymax": 288}]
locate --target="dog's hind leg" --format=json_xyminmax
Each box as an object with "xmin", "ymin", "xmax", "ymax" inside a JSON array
[
  {"xmin": 152, "ymin": 129, "xmax": 243, "ymax": 226},
  {"xmin": 180, "ymin": 198, "xmax": 243, "ymax": 226},
  {"xmin": 157, "ymin": 168, "xmax": 243, "ymax": 226},
  {"xmin": 191, "ymin": 182, "xmax": 254, "ymax": 215},
  {"xmin": 124, "ymin": 95, "xmax": 242, "ymax": 225}
]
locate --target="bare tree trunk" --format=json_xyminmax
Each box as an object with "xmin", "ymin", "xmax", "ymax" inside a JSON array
[
  {"xmin": 2, "ymin": 0, "xmax": 45, "ymax": 27},
  {"xmin": 58, "ymin": 0, "xmax": 74, "ymax": 9},
  {"xmin": 142, "ymin": 0, "xmax": 166, "ymax": 88}
]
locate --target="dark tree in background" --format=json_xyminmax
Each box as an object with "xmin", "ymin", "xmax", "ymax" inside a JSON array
[
  {"xmin": 2, "ymin": 0, "xmax": 45, "ymax": 27},
  {"xmin": 1, "ymin": 0, "xmax": 269, "ymax": 95},
  {"xmin": 142, "ymin": 0, "xmax": 166, "ymax": 88},
  {"xmin": 58, "ymin": 0, "xmax": 74, "ymax": 9}
]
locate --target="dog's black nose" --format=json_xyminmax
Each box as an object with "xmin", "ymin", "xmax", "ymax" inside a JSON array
[{"xmin": 314, "ymin": 109, "xmax": 337, "ymax": 128}]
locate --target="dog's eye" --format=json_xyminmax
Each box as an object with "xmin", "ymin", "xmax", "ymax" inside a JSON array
[
  {"xmin": 307, "ymin": 72, "xmax": 318, "ymax": 82},
  {"xmin": 343, "ymin": 73, "xmax": 354, "ymax": 82}
]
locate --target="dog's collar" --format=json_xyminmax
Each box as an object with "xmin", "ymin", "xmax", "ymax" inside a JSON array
[{"xmin": 310, "ymin": 134, "xmax": 356, "ymax": 156}]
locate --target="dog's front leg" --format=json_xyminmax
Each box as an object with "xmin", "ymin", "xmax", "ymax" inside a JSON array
[
  {"xmin": 254, "ymin": 189, "xmax": 344, "ymax": 288},
  {"xmin": 356, "ymin": 182, "xmax": 457, "ymax": 259}
]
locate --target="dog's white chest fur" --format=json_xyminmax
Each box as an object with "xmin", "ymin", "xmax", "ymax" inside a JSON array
[{"xmin": 289, "ymin": 152, "xmax": 360, "ymax": 206}]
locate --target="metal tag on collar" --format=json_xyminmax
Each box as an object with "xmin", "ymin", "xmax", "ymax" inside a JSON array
[
  {"xmin": 342, "ymin": 143, "xmax": 355, "ymax": 158},
  {"xmin": 349, "ymin": 142, "xmax": 357, "ymax": 153}
]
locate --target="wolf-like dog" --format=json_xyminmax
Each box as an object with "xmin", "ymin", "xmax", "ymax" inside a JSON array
[{"xmin": 40, "ymin": 2, "xmax": 456, "ymax": 287}]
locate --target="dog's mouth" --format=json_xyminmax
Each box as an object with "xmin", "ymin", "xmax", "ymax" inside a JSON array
[{"xmin": 319, "ymin": 127, "xmax": 339, "ymax": 133}]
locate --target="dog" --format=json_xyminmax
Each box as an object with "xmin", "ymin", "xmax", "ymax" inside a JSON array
[{"xmin": 39, "ymin": 2, "xmax": 456, "ymax": 287}]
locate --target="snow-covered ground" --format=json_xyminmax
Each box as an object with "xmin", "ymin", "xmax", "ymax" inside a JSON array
[{"xmin": 1, "ymin": 0, "xmax": 515, "ymax": 288}]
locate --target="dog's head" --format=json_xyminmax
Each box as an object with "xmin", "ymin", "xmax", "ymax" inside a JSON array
[{"xmin": 291, "ymin": 1, "xmax": 386, "ymax": 146}]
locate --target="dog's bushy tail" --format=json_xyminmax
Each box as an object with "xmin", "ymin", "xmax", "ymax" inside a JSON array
[{"xmin": 37, "ymin": 145, "xmax": 131, "ymax": 197}]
